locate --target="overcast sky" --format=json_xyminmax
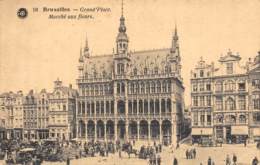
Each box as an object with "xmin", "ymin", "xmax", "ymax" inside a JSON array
[{"xmin": 0, "ymin": 0, "xmax": 260, "ymax": 105}]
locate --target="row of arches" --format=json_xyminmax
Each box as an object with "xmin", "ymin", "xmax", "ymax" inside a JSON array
[
  {"xmin": 78, "ymin": 99, "xmax": 172, "ymax": 115},
  {"xmin": 78, "ymin": 119, "xmax": 172, "ymax": 141},
  {"xmin": 215, "ymin": 114, "xmax": 247, "ymax": 124}
]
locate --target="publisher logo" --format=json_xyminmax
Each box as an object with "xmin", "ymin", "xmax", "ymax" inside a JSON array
[{"xmin": 17, "ymin": 8, "xmax": 28, "ymax": 19}]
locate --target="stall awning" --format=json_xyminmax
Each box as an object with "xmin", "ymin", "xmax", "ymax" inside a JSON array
[
  {"xmin": 231, "ymin": 126, "xmax": 248, "ymax": 135},
  {"xmin": 253, "ymin": 128, "xmax": 260, "ymax": 136},
  {"xmin": 192, "ymin": 128, "xmax": 213, "ymax": 135}
]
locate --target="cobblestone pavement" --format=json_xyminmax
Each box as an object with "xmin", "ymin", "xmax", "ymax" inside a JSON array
[{"xmin": 0, "ymin": 143, "xmax": 259, "ymax": 165}]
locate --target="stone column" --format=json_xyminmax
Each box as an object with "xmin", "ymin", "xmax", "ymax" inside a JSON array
[
  {"xmin": 148, "ymin": 121, "xmax": 151, "ymax": 142},
  {"xmin": 160, "ymin": 121, "xmax": 163, "ymax": 143},
  {"xmin": 171, "ymin": 121, "xmax": 177, "ymax": 145},
  {"xmin": 94, "ymin": 102, "xmax": 96, "ymax": 118},
  {"xmin": 114, "ymin": 121, "xmax": 118, "ymax": 141},
  {"xmin": 104, "ymin": 123, "xmax": 107, "ymax": 142},
  {"xmin": 137, "ymin": 121, "xmax": 139, "ymax": 140},
  {"xmin": 125, "ymin": 100, "xmax": 128, "ymax": 116},
  {"xmin": 125, "ymin": 120, "xmax": 129, "ymax": 141},
  {"xmin": 148, "ymin": 99, "xmax": 150, "ymax": 115},
  {"xmin": 85, "ymin": 120, "xmax": 88, "ymax": 142},
  {"xmin": 137, "ymin": 99, "xmax": 139, "ymax": 115},
  {"xmin": 94, "ymin": 121, "xmax": 97, "ymax": 141},
  {"xmin": 159, "ymin": 99, "xmax": 162, "ymax": 118},
  {"xmin": 223, "ymin": 127, "xmax": 226, "ymax": 143}
]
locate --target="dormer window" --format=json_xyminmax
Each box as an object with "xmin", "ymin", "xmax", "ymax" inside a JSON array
[
  {"xmin": 144, "ymin": 67, "xmax": 148, "ymax": 75},
  {"xmin": 154, "ymin": 67, "xmax": 159, "ymax": 74},
  {"xmin": 226, "ymin": 63, "xmax": 233, "ymax": 74},
  {"xmin": 133, "ymin": 68, "xmax": 137, "ymax": 76},
  {"xmin": 165, "ymin": 66, "xmax": 171, "ymax": 73},
  {"xmin": 102, "ymin": 71, "xmax": 107, "ymax": 77},
  {"xmin": 117, "ymin": 63, "xmax": 124, "ymax": 75},
  {"xmin": 200, "ymin": 70, "xmax": 204, "ymax": 77}
]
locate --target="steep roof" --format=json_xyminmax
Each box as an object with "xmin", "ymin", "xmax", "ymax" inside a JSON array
[{"xmin": 84, "ymin": 48, "xmax": 173, "ymax": 77}]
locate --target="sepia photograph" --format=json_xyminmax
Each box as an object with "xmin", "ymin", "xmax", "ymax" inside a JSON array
[{"xmin": 0, "ymin": 0, "xmax": 260, "ymax": 164}]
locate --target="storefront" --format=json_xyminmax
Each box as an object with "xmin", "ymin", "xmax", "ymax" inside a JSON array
[
  {"xmin": 231, "ymin": 126, "xmax": 248, "ymax": 143},
  {"xmin": 191, "ymin": 127, "xmax": 213, "ymax": 144},
  {"xmin": 253, "ymin": 128, "xmax": 260, "ymax": 142},
  {"xmin": 0, "ymin": 127, "xmax": 6, "ymax": 140}
]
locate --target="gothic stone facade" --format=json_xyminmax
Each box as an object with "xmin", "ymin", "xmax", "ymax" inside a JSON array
[
  {"xmin": 190, "ymin": 51, "xmax": 260, "ymax": 143},
  {"xmin": 76, "ymin": 13, "xmax": 184, "ymax": 144}
]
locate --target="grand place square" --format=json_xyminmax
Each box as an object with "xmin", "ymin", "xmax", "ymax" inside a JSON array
[{"xmin": 0, "ymin": 0, "xmax": 259, "ymax": 165}]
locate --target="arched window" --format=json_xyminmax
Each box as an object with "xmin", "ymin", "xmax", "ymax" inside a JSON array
[
  {"xmin": 96, "ymin": 102, "xmax": 100, "ymax": 114},
  {"xmin": 225, "ymin": 80, "xmax": 235, "ymax": 91},
  {"xmin": 117, "ymin": 100, "xmax": 125, "ymax": 115},
  {"xmin": 82, "ymin": 102, "xmax": 85, "ymax": 114},
  {"xmin": 150, "ymin": 100, "xmax": 154, "ymax": 114},
  {"xmin": 144, "ymin": 100, "xmax": 148, "ymax": 114},
  {"xmin": 128, "ymin": 101, "xmax": 132, "ymax": 114},
  {"xmin": 162, "ymin": 81, "xmax": 167, "ymax": 92},
  {"xmin": 134, "ymin": 82, "xmax": 138, "ymax": 94},
  {"xmin": 215, "ymin": 81, "xmax": 223, "ymax": 92},
  {"xmin": 161, "ymin": 99, "xmax": 165, "ymax": 114},
  {"xmin": 100, "ymin": 85, "xmax": 103, "ymax": 95},
  {"xmin": 105, "ymin": 101, "xmax": 110, "ymax": 114},
  {"xmin": 141, "ymin": 83, "xmax": 145, "ymax": 93},
  {"xmin": 155, "ymin": 99, "xmax": 160, "ymax": 114},
  {"xmin": 200, "ymin": 70, "xmax": 204, "ymax": 77},
  {"xmin": 167, "ymin": 80, "xmax": 171, "ymax": 92},
  {"xmin": 239, "ymin": 115, "xmax": 246, "ymax": 123},
  {"xmin": 95, "ymin": 85, "xmax": 99, "ymax": 95},
  {"xmin": 121, "ymin": 83, "xmax": 125, "ymax": 93},
  {"xmin": 139, "ymin": 100, "xmax": 143, "ymax": 114},
  {"xmin": 117, "ymin": 83, "xmax": 120, "ymax": 94},
  {"xmin": 226, "ymin": 115, "xmax": 236, "ymax": 124},
  {"xmin": 117, "ymin": 63, "xmax": 124, "ymax": 75},
  {"xmin": 133, "ymin": 68, "xmax": 138, "ymax": 76},
  {"xmin": 226, "ymin": 97, "xmax": 235, "ymax": 110},
  {"xmin": 167, "ymin": 99, "xmax": 171, "ymax": 113},
  {"xmin": 151, "ymin": 82, "xmax": 155, "ymax": 93},
  {"xmin": 131, "ymin": 83, "xmax": 134, "ymax": 94},
  {"xmin": 144, "ymin": 67, "xmax": 148, "ymax": 75},
  {"xmin": 133, "ymin": 100, "xmax": 137, "ymax": 114},
  {"xmin": 101, "ymin": 101, "xmax": 104, "ymax": 114},
  {"xmin": 146, "ymin": 82, "xmax": 150, "ymax": 93},
  {"xmin": 216, "ymin": 115, "xmax": 223, "ymax": 123},
  {"xmin": 157, "ymin": 81, "xmax": 161, "ymax": 93},
  {"xmin": 154, "ymin": 67, "xmax": 159, "ymax": 74}
]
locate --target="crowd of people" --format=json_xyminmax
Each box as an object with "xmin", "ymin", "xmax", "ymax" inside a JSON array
[
  {"xmin": 185, "ymin": 148, "xmax": 196, "ymax": 159},
  {"xmin": 0, "ymin": 138, "xmax": 259, "ymax": 165}
]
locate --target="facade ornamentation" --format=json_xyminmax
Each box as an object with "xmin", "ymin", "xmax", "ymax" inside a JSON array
[
  {"xmin": 76, "ymin": 5, "xmax": 184, "ymax": 145},
  {"xmin": 190, "ymin": 50, "xmax": 260, "ymax": 143}
]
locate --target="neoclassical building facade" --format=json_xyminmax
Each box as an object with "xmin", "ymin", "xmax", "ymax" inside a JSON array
[
  {"xmin": 76, "ymin": 11, "xmax": 185, "ymax": 144},
  {"xmin": 190, "ymin": 51, "xmax": 260, "ymax": 143}
]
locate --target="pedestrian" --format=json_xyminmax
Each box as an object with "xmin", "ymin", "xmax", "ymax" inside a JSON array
[
  {"xmin": 226, "ymin": 154, "xmax": 231, "ymax": 165},
  {"xmin": 176, "ymin": 142, "xmax": 180, "ymax": 149},
  {"xmin": 207, "ymin": 156, "xmax": 212, "ymax": 165},
  {"xmin": 244, "ymin": 140, "xmax": 247, "ymax": 147},
  {"xmin": 252, "ymin": 156, "xmax": 259, "ymax": 165},
  {"xmin": 233, "ymin": 154, "xmax": 237, "ymax": 165},
  {"xmin": 157, "ymin": 154, "xmax": 161, "ymax": 165},
  {"xmin": 193, "ymin": 148, "xmax": 196, "ymax": 159},
  {"xmin": 66, "ymin": 157, "xmax": 70, "ymax": 165},
  {"xmin": 173, "ymin": 157, "xmax": 178, "ymax": 165},
  {"xmin": 186, "ymin": 149, "xmax": 189, "ymax": 159},
  {"xmin": 119, "ymin": 149, "xmax": 121, "ymax": 158},
  {"xmin": 106, "ymin": 148, "xmax": 109, "ymax": 157}
]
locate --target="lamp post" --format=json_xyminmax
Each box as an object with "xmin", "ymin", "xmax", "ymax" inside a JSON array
[{"xmin": 200, "ymin": 130, "xmax": 203, "ymax": 146}]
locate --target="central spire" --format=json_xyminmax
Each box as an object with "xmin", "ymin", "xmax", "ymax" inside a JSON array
[
  {"xmin": 118, "ymin": 0, "xmax": 126, "ymax": 33},
  {"xmin": 116, "ymin": 0, "xmax": 129, "ymax": 54}
]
